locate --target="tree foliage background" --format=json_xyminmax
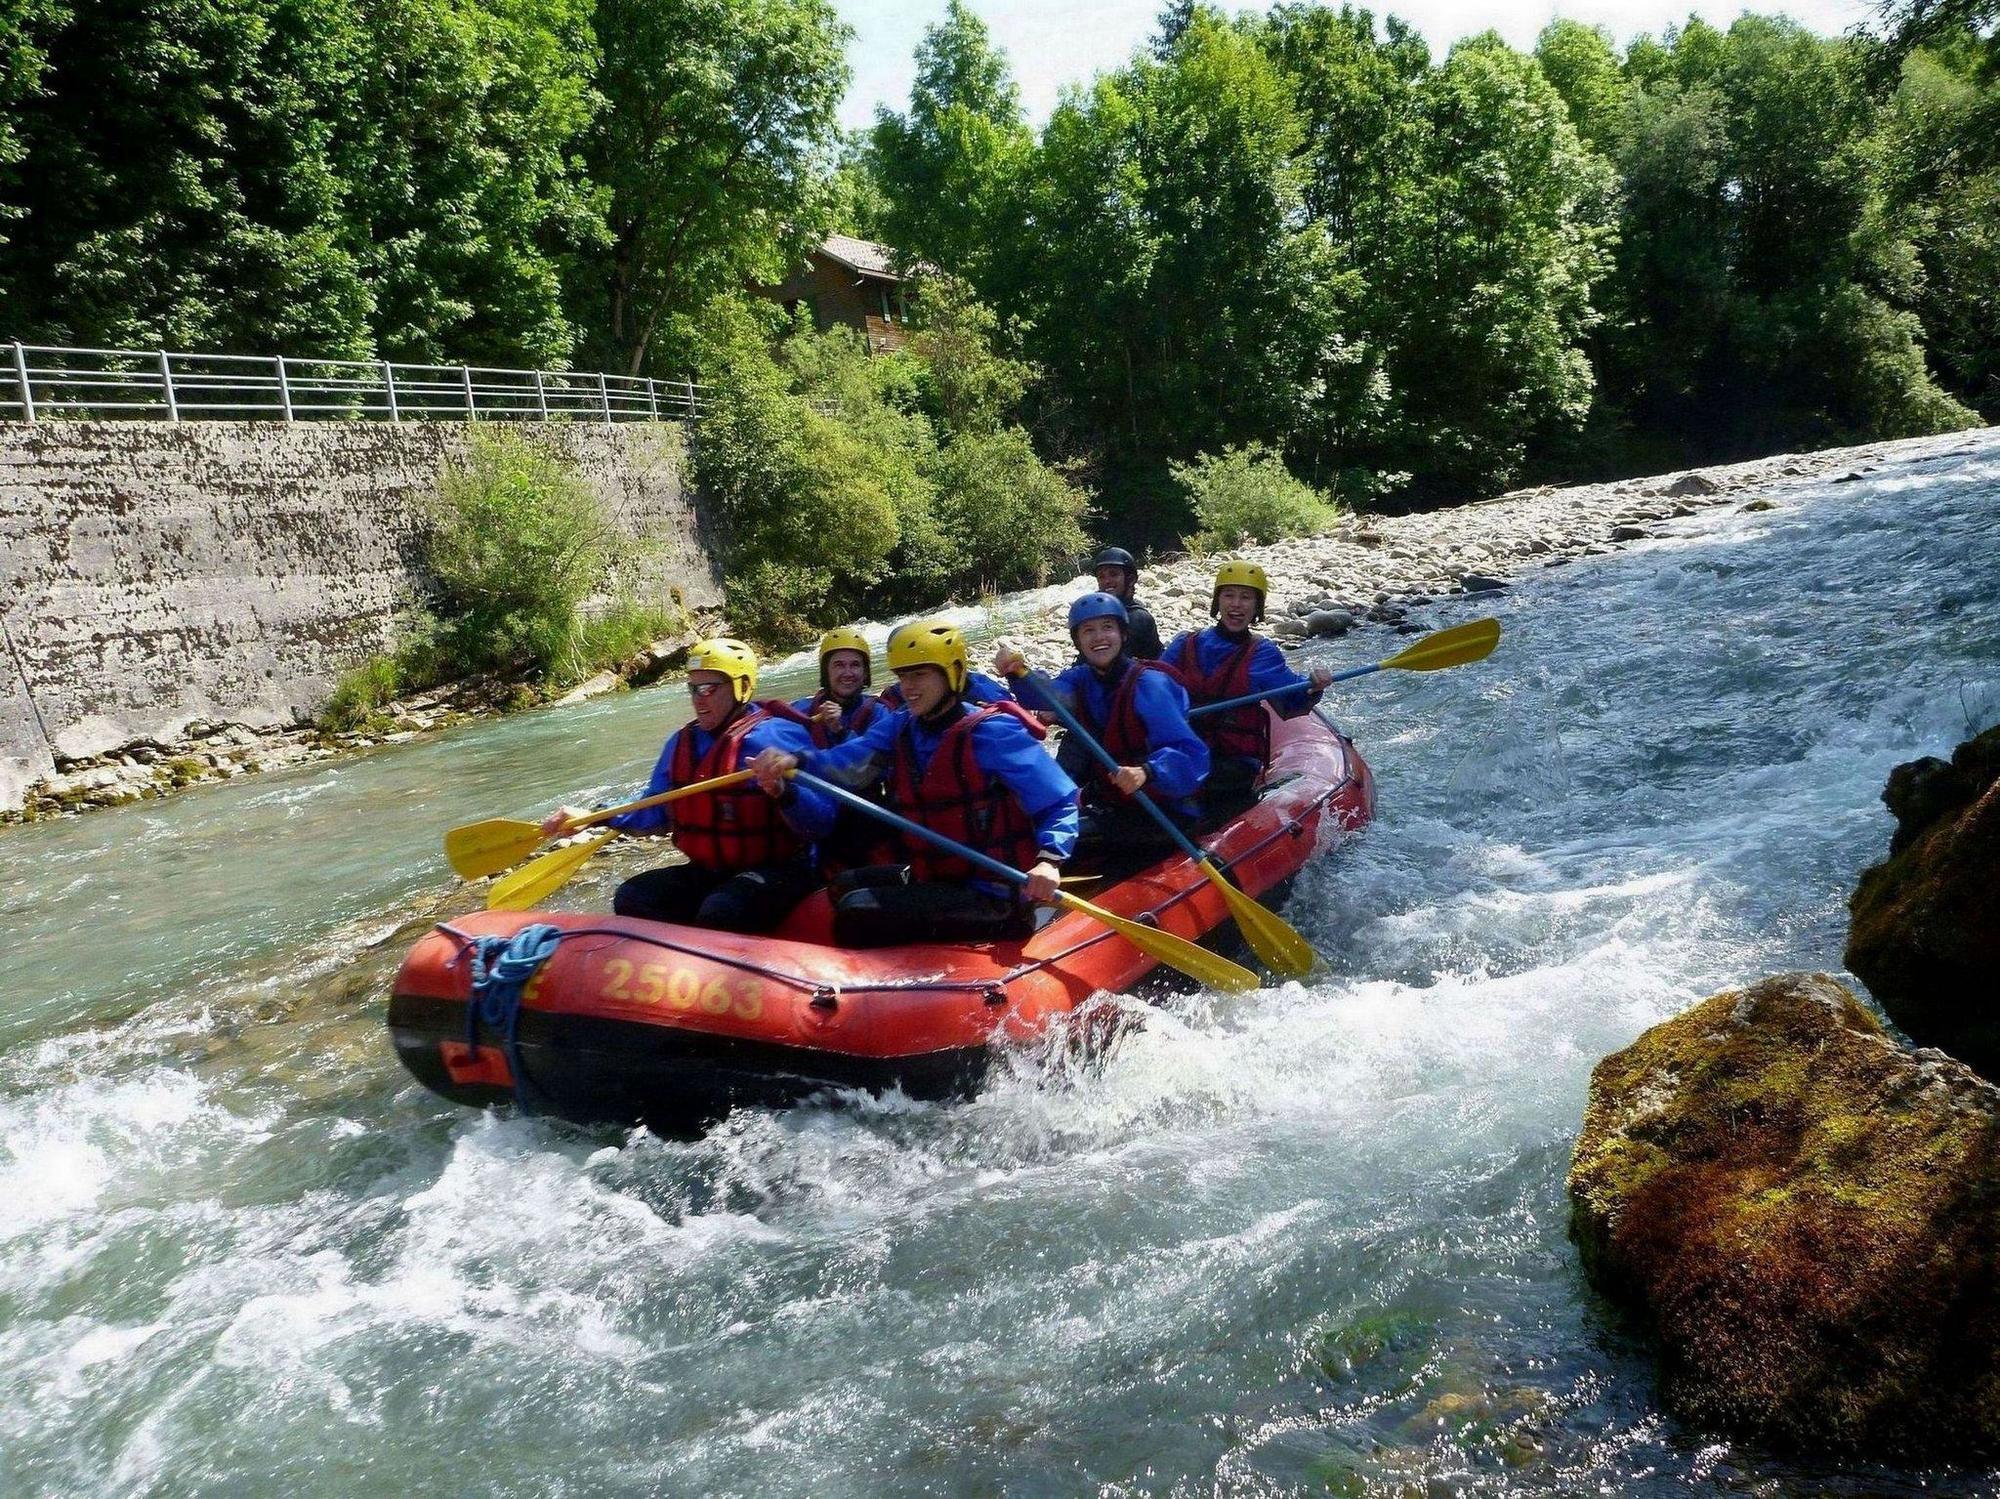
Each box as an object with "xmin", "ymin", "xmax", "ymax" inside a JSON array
[{"xmin": 1, "ymin": 0, "xmax": 1993, "ymax": 627}]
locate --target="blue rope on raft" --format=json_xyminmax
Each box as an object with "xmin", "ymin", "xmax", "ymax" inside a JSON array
[{"xmin": 463, "ymin": 922, "xmax": 563, "ymax": 1115}]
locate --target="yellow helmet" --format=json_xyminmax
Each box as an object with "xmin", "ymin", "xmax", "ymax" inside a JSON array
[
  {"xmin": 886, "ymin": 616, "xmax": 968, "ymax": 694},
  {"xmin": 817, "ymin": 625, "xmax": 873, "ymax": 688},
  {"xmin": 1211, "ymin": 559, "xmax": 1269, "ymax": 622},
  {"xmin": 685, "ymin": 636, "xmax": 758, "ymax": 703}
]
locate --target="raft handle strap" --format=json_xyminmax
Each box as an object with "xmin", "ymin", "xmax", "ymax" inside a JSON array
[{"xmin": 449, "ymin": 922, "xmax": 563, "ymax": 1116}]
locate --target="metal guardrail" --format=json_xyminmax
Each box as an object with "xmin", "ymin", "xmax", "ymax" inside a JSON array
[{"xmin": 3, "ymin": 341, "xmax": 704, "ymax": 424}]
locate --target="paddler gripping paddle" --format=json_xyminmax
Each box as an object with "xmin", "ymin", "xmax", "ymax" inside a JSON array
[
  {"xmin": 1188, "ymin": 617, "xmax": 1502, "ymax": 720},
  {"xmin": 1012, "ymin": 667, "xmax": 1318, "ymax": 979},
  {"xmin": 444, "ymin": 770, "xmax": 758, "ymax": 881},
  {"xmin": 790, "ymin": 769, "xmax": 1259, "ymax": 994}
]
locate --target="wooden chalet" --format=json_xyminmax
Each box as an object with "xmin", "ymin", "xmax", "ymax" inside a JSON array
[{"xmin": 761, "ymin": 235, "xmax": 911, "ymax": 353}]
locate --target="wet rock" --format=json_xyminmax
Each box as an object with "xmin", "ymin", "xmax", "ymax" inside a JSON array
[
  {"xmin": 1569, "ymin": 972, "xmax": 2000, "ymax": 1460},
  {"xmin": 554, "ymin": 670, "xmax": 622, "ymax": 706},
  {"xmin": 1458, "ymin": 572, "xmax": 1507, "ymax": 593},
  {"xmin": 1305, "ymin": 609, "xmax": 1354, "ymax": 637},
  {"xmin": 1663, "ymin": 473, "xmax": 1721, "ymax": 496},
  {"xmin": 1739, "ymin": 498, "xmax": 1777, "ymax": 513},
  {"xmin": 1610, "ymin": 524, "xmax": 1652, "ymax": 542},
  {"xmin": 1845, "ymin": 725, "xmax": 2000, "ymax": 1076}
]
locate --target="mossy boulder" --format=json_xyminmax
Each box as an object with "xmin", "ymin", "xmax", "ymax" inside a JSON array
[
  {"xmin": 1569, "ymin": 972, "xmax": 2000, "ymax": 1459},
  {"xmin": 1846, "ymin": 724, "xmax": 2000, "ymax": 1077}
]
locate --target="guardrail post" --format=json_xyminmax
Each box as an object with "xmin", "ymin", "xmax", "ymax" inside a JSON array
[
  {"xmin": 158, "ymin": 350, "xmax": 179, "ymax": 421},
  {"xmin": 646, "ymin": 378, "xmax": 659, "ymax": 420},
  {"xmin": 534, "ymin": 369, "xmax": 549, "ymax": 420},
  {"xmin": 12, "ymin": 342, "xmax": 36, "ymax": 423},
  {"xmin": 462, "ymin": 364, "xmax": 476, "ymax": 420},
  {"xmin": 275, "ymin": 356, "xmax": 294, "ymax": 422},
  {"xmin": 382, "ymin": 362, "xmax": 399, "ymax": 422},
  {"xmin": 597, "ymin": 370, "xmax": 612, "ymax": 425}
]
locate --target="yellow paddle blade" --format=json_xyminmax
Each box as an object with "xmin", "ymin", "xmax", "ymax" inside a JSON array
[
  {"xmin": 1200, "ymin": 860, "xmax": 1318, "ymax": 978},
  {"xmin": 487, "ymin": 831, "xmax": 617, "ymax": 912},
  {"xmin": 1055, "ymin": 890, "xmax": 1259, "ymax": 994},
  {"xmin": 444, "ymin": 818, "xmax": 547, "ymax": 880},
  {"xmin": 1380, "ymin": 617, "xmax": 1501, "ymax": 673}
]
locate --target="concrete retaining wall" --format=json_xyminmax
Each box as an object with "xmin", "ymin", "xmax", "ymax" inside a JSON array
[{"xmin": 0, "ymin": 420, "xmax": 715, "ymax": 811}]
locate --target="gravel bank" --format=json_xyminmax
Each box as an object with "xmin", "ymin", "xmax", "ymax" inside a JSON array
[{"xmin": 993, "ymin": 428, "xmax": 1992, "ymax": 668}]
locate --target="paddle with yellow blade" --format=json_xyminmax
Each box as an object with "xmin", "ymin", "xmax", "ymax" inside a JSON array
[
  {"xmin": 791, "ymin": 769, "xmax": 1259, "ymax": 994},
  {"xmin": 1013, "ymin": 668, "xmax": 1318, "ymax": 979},
  {"xmin": 444, "ymin": 770, "xmax": 758, "ymax": 880},
  {"xmin": 1187, "ymin": 616, "xmax": 1503, "ymax": 721}
]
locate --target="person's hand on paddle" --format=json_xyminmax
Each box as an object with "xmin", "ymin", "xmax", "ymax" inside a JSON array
[
  {"xmin": 1024, "ymin": 859, "xmax": 1061, "ymax": 903},
  {"xmin": 992, "ymin": 640, "xmax": 1028, "ymax": 678},
  {"xmin": 810, "ymin": 698, "xmax": 844, "ymax": 733},
  {"xmin": 1309, "ymin": 664, "xmax": 1334, "ymax": 690},
  {"xmin": 750, "ymin": 747, "xmax": 798, "ymax": 797},
  {"xmin": 1110, "ymin": 765, "xmax": 1148, "ymax": 796},
  {"xmin": 540, "ymin": 806, "xmax": 587, "ymax": 837}
]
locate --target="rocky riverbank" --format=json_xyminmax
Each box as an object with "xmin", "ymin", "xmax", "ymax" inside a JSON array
[
  {"xmin": 995, "ymin": 428, "xmax": 1990, "ymax": 667},
  {"xmin": 3, "ymin": 631, "xmax": 706, "ymax": 823},
  {"xmin": 8, "ymin": 426, "xmax": 1986, "ymax": 824}
]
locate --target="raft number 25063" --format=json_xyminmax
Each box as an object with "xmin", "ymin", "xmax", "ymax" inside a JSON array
[{"xmin": 594, "ymin": 958, "xmax": 765, "ymax": 1020}]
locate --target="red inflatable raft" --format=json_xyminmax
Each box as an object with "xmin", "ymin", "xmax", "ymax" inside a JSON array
[{"xmin": 388, "ymin": 709, "xmax": 1373, "ymax": 1132}]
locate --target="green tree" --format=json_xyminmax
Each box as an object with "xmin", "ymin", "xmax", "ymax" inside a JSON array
[
  {"xmin": 1369, "ymin": 34, "xmax": 1616, "ymax": 493},
  {"xmin": 1597, "ymin": 17, "xmax": 1973, "ymax": 447},
  {"xmin": 903, "ymin": 273, "xmax": 1034, "ymax": 436},
  {"xmin": 870, "ymin": 0, "xmax": 1034, "ymax": 292},
  {"xmin": 1024, "ymin": 8, "xmax": 1344, "ymax": 530},
  {"xmin": 0, "ymin": 0, "xmax": 372, "ymax": 352},
  {"xmin": 0, "ymin": 0, "xmax": 67, "ymax": 252},
  {"xmin": 1534, "ymin": 18, "xmax": 1627, "ymax": 148},
  {"xmin": 1875, "ymin": 39, "xmax": 2000, "ymax": 413},
  {"xmin": 583, "ymin": 0, "xmax": 850, "ymax": 376},
  {"xmin": 336, "ymin": 0, "xmax": 604, "ymax": 367},
  {"xmin": 0, "ymin": 0, "xmax": 601, "ymax": 364},
  {"xmin": 1597, "ymin": 77, "xmax": 1733, "ymax": 430}
]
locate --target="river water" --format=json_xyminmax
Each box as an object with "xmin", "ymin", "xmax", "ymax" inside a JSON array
[{"xmin": 3, "ymin": 434, "xmax": 1997, "ymax": 1496}]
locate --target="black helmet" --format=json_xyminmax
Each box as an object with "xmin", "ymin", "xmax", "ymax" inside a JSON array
[{"xmin": 1091, "ymin": 546, "xmax": 1136, "ymax": 572}]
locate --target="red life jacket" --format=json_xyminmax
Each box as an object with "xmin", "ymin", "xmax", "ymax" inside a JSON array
[
  {"xmin": 666, "ymin": 708, "xmax": 802, "ymax": 872},
  {"xmin": 1080, "ymin": 658, "xmax": 1184, "ymax": 801},
  {"xmin": 886, "ymin": 704, "xmax": 1040, "ymax": 883},
  {"xmin": 1170, "ymin": 630, "xmax": 1267, "ymax": 765},
  {"xmin": 758, "ymin": 693, "xmax": 884, "ymax": 751}
]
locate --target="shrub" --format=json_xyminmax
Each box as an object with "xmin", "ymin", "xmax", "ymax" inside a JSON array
[
  {"xmin": 424, "ymin": 429, "xmax": 613, "ymax": 677},
  {"xmin": 1173, "ymin": 443, "xmax": 1339, "ymax": 549},
  {"xmin": 925, "ymin": 428, "xmax": 1091, "ymax": 596}
]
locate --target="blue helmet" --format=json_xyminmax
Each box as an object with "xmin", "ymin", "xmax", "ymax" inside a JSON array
[{"xmin": 1068, "ymin": 591, "xmax": 1130, "ymax": 638}]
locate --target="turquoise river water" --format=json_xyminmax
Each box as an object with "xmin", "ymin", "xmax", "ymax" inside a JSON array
[{"xmin": 2, "ymin": 432, "xmax": 1998, "ymax": 1495}]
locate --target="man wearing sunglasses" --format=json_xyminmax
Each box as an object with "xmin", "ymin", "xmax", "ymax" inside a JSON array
[{"xmin": 540, "ymin": 638, "xmax": 833, "ymax": 932}]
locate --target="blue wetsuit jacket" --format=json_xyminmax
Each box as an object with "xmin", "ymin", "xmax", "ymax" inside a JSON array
[{"xmin": 1011, "ymin": 658, "xmax": 1209, "ymax": 820}]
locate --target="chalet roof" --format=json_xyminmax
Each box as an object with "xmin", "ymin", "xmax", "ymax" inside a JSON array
[{"xmin": 819, "ymin": 234, "xmax": 900, "ymax": 280}]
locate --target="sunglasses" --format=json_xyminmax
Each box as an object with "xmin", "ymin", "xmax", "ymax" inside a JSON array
[{"xmin": 686, "ymin": 681, "xmax": 729, "ymax": 700}]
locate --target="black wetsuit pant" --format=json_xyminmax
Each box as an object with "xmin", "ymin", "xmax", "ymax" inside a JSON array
[
  {"xmin": 612, "ymin": 859, "xmax": 818, "ymax": 934},
  {"xmin": 1078, "ymin": 797, "xmax": 1195, "ymax": 853},
  {"xmin": 830, "ymin": 865, "xmax": 1034, "ymax": 948}
]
